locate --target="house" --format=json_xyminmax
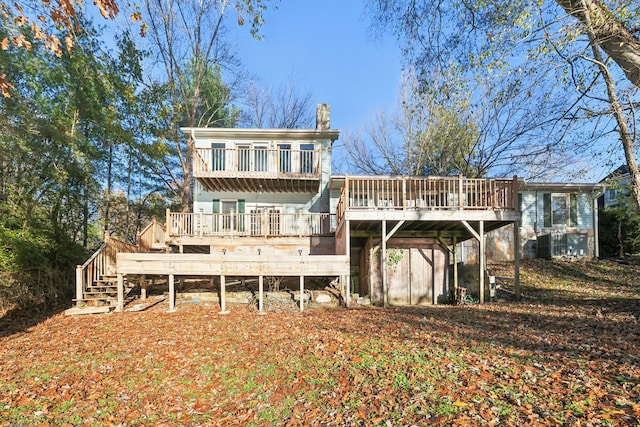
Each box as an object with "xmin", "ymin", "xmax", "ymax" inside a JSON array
[
  {"xmin": 466, "ymin": 182, "xmax": 603, "ymax": 264},
  {"xmin": 597, "ymin": 164, "xmax": 640, "ymax": 257},
  {"xmin": 71, "ymin": 104, "xmax": 522, "ymax": 314},
  {"xmin": 519, "ymin": 182, "xmax": 603, "ymax": 258},
  {"xmin": 600, "ymin": 164, "xmax": 630, "ymax": 208}
]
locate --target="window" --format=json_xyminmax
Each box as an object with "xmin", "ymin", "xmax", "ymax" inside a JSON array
[
  {"xmin": 543, "ymin": 193, "xmax": 578, "ymax": 227},
  {"xmin": 211, "ymin": 143, "xmax": 225, "ymax": 171},
  {"xmin": 213, "ymin": 199, "xmax": 245, "ymax": 232},
  {"xmin": 237, "ymin": 145, "xmax": 251, "ymax": 171},
  {"xmin": 254, "ymin": 145, "xmax": 268, "ymax": 172},
  {"xmin": 221, "ymin": 200, "xmax": 236, "ymax": 231},
  {"xmin": 278, "ymin": 144, "xmax": 292, "ymax": 173},
  {"xmin": 300, "ymin": 143, "xmax": 315, "ymax": 174},
  {"xmin": 250, "ymin": 207, "xmax": 281, "ymax": 236}
]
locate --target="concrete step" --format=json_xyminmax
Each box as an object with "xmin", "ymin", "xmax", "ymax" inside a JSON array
[{"xmin": 65, "ymin": 306, "xmax": 111, "ymax": 316}]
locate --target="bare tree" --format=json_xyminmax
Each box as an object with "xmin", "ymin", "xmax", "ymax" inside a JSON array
[
  {"xmin": 344, "ymin": 70, "xmax": 578, "ymax": 179},
  {"xmin": 366, "ymin": 0, "xmax": 640, "ymax": 207},
  {"xmin": 241, "ymin": 77, "xmax": 314, "ymax": 128},
  {"xmin": 142, "ymin": 0, "xmax": 273, "ymax": 211}
]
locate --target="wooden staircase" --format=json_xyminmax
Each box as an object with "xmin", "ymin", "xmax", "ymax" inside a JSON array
[
  {"xmin": 81, "ymin": 275, "xmax": 133, "ymax": 307},
  {"xmin": 66, "ymin": 232, "xmax": 140, "ymax": 315}
]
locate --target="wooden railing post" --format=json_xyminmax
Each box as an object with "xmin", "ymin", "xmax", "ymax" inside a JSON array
[
  {"xmin": 75, "ymin": 265, "xmax": 84, "ymax": 303},
  {"xmin": 458, "ymin": 175, "xmax": 464, "ymax": 209},
  {"xmin": 165, "ymin": 208, "xmax": 171, "ymax": 240},
  {"xmin": 345, "ymin": 175, "xmax": 350, "ymax": 211},
  {"xmin": 512, "ymin": 176, "xmax": 519, "ymax": 209}
]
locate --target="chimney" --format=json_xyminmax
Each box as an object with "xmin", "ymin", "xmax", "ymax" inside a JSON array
[{"xmin": 316, "ymin": 104, "xmax": 330, "ymax": 130}]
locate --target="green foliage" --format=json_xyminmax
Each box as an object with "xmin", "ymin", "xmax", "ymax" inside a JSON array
[
  {"xmin": 386, "ymin": 248, "xmax": 404, "ymax": 272},
  {"xmin": 0, "ymin": 15, "xmax": 161, "ymax": 311},
  {"xmin": 599, "ymin": 189, "xmax": 640, "ymax": 257},
  {"xmin": 412, "ymin": 104, "xmax": 481, "ymax": 177}
]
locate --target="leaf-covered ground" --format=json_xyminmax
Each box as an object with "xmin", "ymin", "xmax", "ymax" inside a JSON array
[{"xmin": 1, "ymin": 259, "xmax": 639, "ymax": 426}]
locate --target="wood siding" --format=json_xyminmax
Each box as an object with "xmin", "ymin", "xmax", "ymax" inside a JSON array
[{"xmin": 365, "ymin": 238, "xmax": 449, "ymax": 306}]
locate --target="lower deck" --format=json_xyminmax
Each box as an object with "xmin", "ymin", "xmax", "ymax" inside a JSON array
[{"xmin": 112, "ymin": 253, "xmax": 351, "ymax": 313}]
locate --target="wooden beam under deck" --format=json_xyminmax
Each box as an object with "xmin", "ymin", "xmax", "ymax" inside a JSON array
[
  {"xmin": 198, "ymin": 176, "xmax": 320, "ymax": 193},
  {"xmin": 344, "ymin": 208, "xmax": 518, "ymax": 223},
  {"xmin": 116, "ymin": 253, "xmax": 351, "ymax": 277}
]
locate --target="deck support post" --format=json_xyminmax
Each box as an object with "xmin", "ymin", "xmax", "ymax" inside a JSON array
[
  {"xmin": 116, "ymin": 273, "xmax": 124, "ymax": 312},
  {"xmin": 258, "ymin": 275, "xmax": 265, "ymax": 314},
  {"xmin": 479, "ymin": 220, "xmax": 485, "ymax": 304},
  {"xmin": 514, "ymin": 220, "xmax": 521, "ymax": 300},
  {"xmin": 168, "ymin": 274, "xmax": 176, "ymax": 312},
  {"xmin": 345, "ymin": 274, "xmax": 350, "ymax": 308},
  {"xmin": 461, "ymin": 220, "xmax": 485, "ymax": 303},
  {"xmin": 453, "ymin": 236, "xmax": 458, "ymax": 302},
  {"xmin": 437, "ymin": 236, "xmax": 458, "ymax": 304},
  {"xmin": 299, "ymin": 275, "xmax": 305, "ymax": 312},
  {"xmin": 219, "ymin": 275, "xmax": 229, "ymax": 314},
  {"xmin": 75, "ymin": 265, "xmax": 83, "ymax": 304},
  {"xmin": 381, "ymin": 220, "xmax": 387, "ymax": 308}
]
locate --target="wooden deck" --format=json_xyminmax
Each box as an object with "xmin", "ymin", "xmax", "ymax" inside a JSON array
[
  {"xmin": 114, "ymin": 253, "xmax": 352, "ymax": 313},
  {"xmin": 336, "ymin": 175, "xmax": 518, "ymax": 220},
  {"xmin": 335, "ymin": 175, "xmax": 519, "ymax": 239},
  {"xmin": 72, "ymin": 175, "xmax": 521, "ymax": 313}
]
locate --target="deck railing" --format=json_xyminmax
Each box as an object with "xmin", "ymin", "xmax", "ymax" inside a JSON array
[
  {"xmin": 338, "ymin": 175, "xmax": 518, "ymax": 221},
  {"xmin": 75, "ymin": 232, "xmax": 138, "ymax": 302},
  {"xmin": 137, "ymin": 219, "xmax": 166, "ymax": 251},
  {"xmin": 193, "ymin": 146, "xmax": 321, "ymax": 179},
  {"xmin": 166, "ymin": 211, "xmax": 334, "ymax": 238}
]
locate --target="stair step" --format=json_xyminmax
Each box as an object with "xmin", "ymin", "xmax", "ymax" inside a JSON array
[{"xmin": 65, "ymin": 306, "xmax": 111, "ymax": 316}]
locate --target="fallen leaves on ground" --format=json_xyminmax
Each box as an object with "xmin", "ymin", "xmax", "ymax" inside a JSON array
[{"xmin": 1, "ymin": 259, "xmax": 639, "ymax": 426}]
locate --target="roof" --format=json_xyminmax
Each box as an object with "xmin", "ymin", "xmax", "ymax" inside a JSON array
[
  {"xmin": 181, "ymin": 127, "xmax": 340, "ymax": 142},
  {"xmin": 521, "ymin": 182, "xmax": 604, "ymax": 193},
  {"xmin": 600, "ymin": 164, "xmax": 630, "ymax": 182}
]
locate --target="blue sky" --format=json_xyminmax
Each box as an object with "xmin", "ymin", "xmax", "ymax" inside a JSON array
[
  {"xmin": 230, "ymin": 0, "xmax": 402, "ymax": 134},
  {"xmin": 226, "ymin": 3, "xmax": 624, "ymax": 182}
]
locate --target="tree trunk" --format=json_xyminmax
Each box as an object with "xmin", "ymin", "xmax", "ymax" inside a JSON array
[
  {"xmin": 555, "ymin": 0, "xmax": 640, "ymax": 89},
  {"xmin": 617, "ymin": 219, "xmax": 624, "ymax": 258},
  {"xmin": 566, "ymin": 0, "xmax": 640, "ymax": 212},
  {"xmin": 181, "ymin": 137, "xmax": 193, "ymax": 213}
]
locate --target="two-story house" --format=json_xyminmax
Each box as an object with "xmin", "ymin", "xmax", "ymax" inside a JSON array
[{"xmin": 70, "ymin": 104, "xmax": 522, "ymax": 315}]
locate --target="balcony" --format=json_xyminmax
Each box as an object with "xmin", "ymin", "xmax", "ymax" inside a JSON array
[
  {"xmin": 193, "ymin": 145, "xmax": 322, "ymax": 193},
  {"xmin": 336, "ymin": 175, "xmax": 520, "ymax": 236},
  {"xmin": 166, "ymin": 211, "xmax": 335, "ymax": 239}
]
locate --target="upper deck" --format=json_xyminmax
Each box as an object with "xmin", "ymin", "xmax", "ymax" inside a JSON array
[
  {"xmin": 185, "ymin": 127, "xmax": 339, "ymax": 193},
  {"xmin": 334, "ymin": 175, "xmax": 520, "ymax": 238}
]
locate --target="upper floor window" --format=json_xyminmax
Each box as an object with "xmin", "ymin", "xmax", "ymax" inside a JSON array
[
  {"xmin": 278, "ymin": 144, "xmax": 292, "ymax": 173},
  {"xmin": 254, "ymin": 144, "xmax": 268, "ymax": 172},
  {"xmin": 236, "ymin": 143, "xmax": 268, "ymax": 172},
  {"xmin": 211, "ymin": 143, "xmax": 226, "ymax": 171},
  {"xmin": 300, "ymin": 143, "xmax": 315, "ymax": 174},
  {"xmin": 237, "ymin": 144, "xmax": 251, "ymax": 172},
  {"xmin": 543, "ymin": 193, "xmax": 578, "ymax": 227}
]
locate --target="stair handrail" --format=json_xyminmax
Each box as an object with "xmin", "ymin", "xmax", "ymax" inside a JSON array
[
  {"xmin": 137, "ymin": 219, "xmax": 166, "ymax": 251},
  {"xmin": 75, "ymin": 232, "xmax": 138, "ymax": 304}
]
